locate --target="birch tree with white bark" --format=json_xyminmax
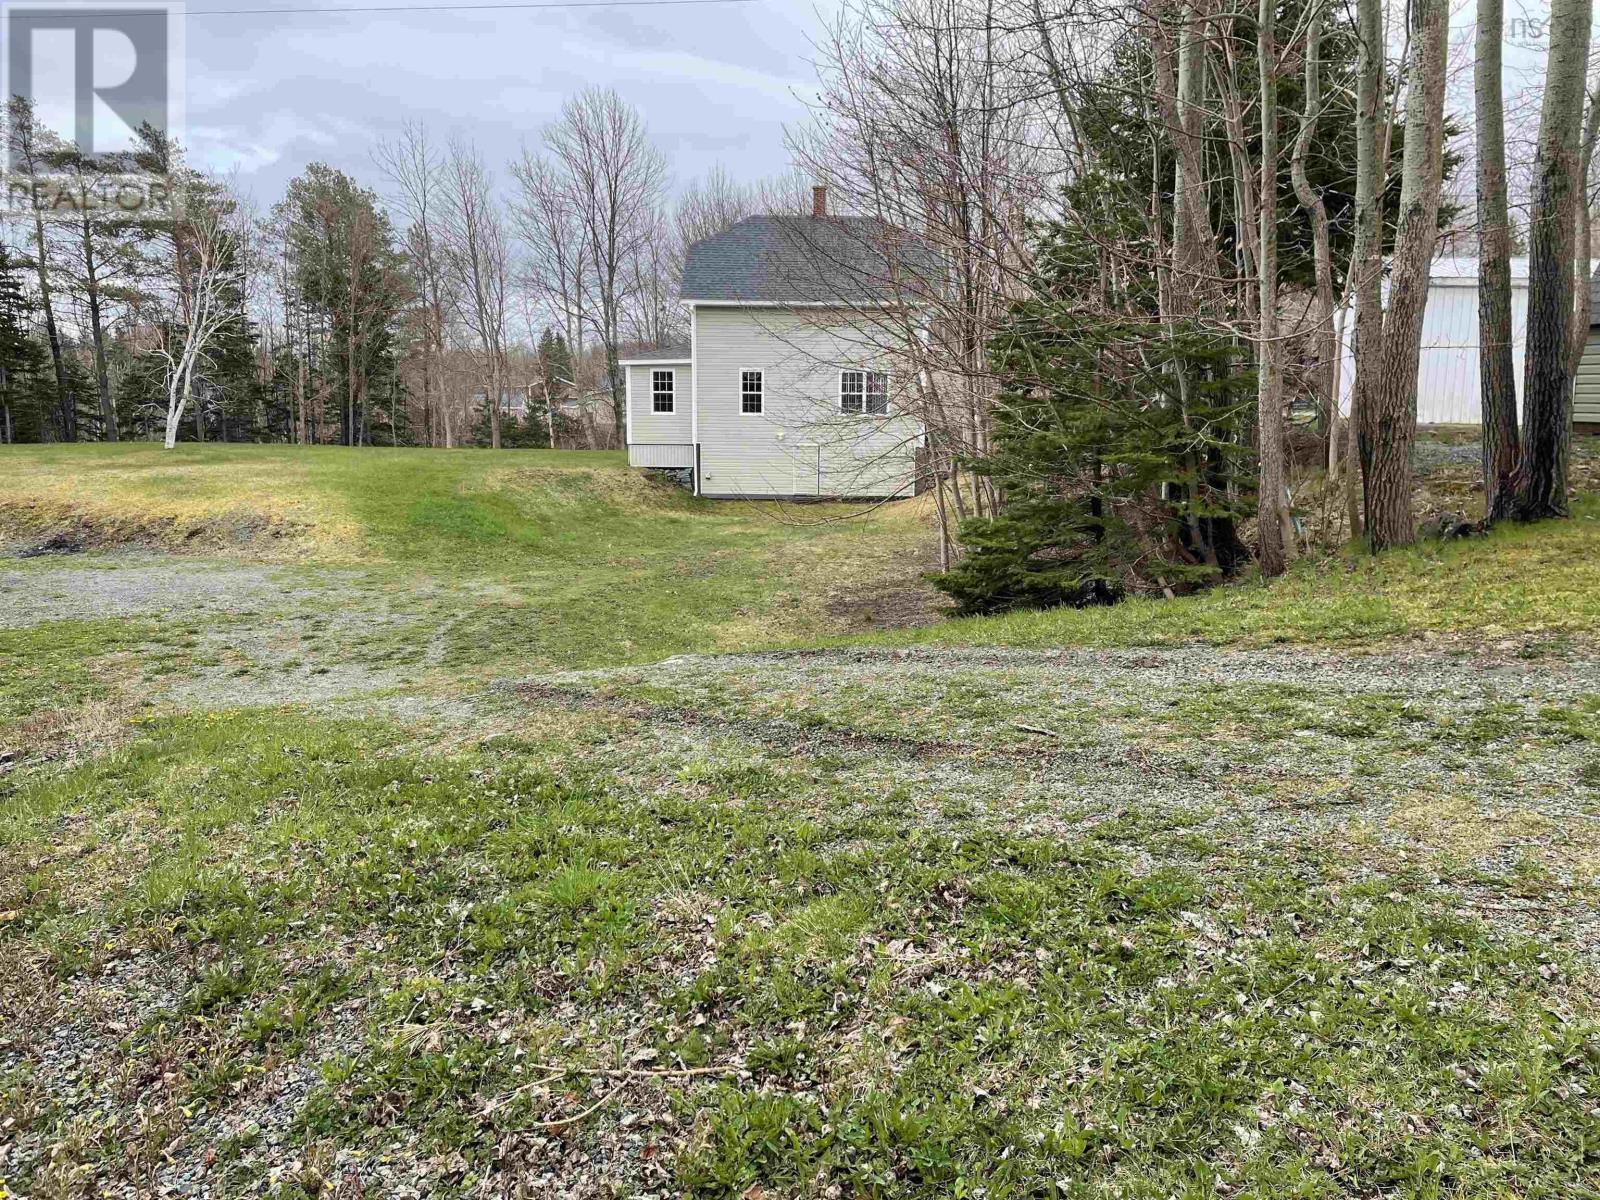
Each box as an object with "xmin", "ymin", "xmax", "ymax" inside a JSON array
[{"xmin": 158, "ymin": 188, "xmax": 246, "ymax": 449}]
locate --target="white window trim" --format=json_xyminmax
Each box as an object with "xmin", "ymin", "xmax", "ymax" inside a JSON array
[
  {"xmin": 651, "ymin": 368, "xmax": 676, "ymax": 414},
  {"xmin": 739, "ymin": 367, "xmax": 764, "ymax": 416},
  {"xmin": 839, "ymin": 368, "xmax": 890, "ymax": 416}
]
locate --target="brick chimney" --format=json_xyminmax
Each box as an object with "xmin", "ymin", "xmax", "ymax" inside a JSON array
[{"xmin": 812, "ymin": 185, "xmax": 827, "ymax": 218}]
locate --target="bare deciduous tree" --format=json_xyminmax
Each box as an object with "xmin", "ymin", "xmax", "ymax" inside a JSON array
[
  {"xmin": 443, "ymin": 140, "xmax": 511, "ymax": 450},
  {"xmin": 794, "ymin": 0, "xmax": 1043, "ymax": 562},
  {"xmin": 1568, "ymin": 84, "xmax": 1600, "ymax": 376},
  {"xmin": 543, "ymin": 88, "xmax": 667, "ymax": 447},
  {"xmin": 1290, "ymin": 2, "xmax": 1337, "ymax": 461},
  {"xmin": 5, "ymin": 98, "xmax": 71, "ymax": 438},
  {"xmin": 1363, "ymin": 0, "xmax": 1448, "ymax": 550},
  {"xmin": 1255, "ymin": 0, "xmax": 1287, "ymax": 577},
  {"xmin": 1514, "ymin": 0, "xmax": 1595, "ymax": 519},
  {"xmin": 510, "ymin": 148, "xmax": 591, "ymax": 366},
  {"xmin": 375, "ymin": 123, "xmax": 451, "ymax": 446}
]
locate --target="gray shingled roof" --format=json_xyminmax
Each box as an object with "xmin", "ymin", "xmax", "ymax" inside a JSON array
[
  {"xmin": 680, "ymin": 215, "xmax": 945, "ymax": 305},
  {"xmin": 618, "ymin": 342, "xmax": 691, "ymax": 362}
]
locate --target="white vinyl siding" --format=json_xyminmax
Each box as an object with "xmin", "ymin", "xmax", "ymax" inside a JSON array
[
  {"xmin": 1577, "ymin": 329, "xmax": 1600, "ymax": 426},
  {"xmin": 625, "ymin": 362, "xmax": 692, "ymax": 468},
  {"xmin": 692, "ymin": 306, "xmax": 921, "ymax": 498},
  {"xmin": 1338, "ymin": 276, "xmax": 1525, "ymax": 425}
]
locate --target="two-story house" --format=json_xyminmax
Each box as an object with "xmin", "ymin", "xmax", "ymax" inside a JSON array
[{"xmin": 622, "ymin": 187, "xmax": 941, "ymax": 499}]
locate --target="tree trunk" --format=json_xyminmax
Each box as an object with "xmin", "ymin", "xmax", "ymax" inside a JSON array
[
  {"xmin": 1348, "ymin": 0, "xmax": 1386, "ymax": 545},
  {"xmin": 490, "ymin": 352, "xmax": 503, "ymax": 450},
  {"xmin": 1290, "ymin": 4, "xmax": 1336, "ymax": 443},
  {"xmin": 297, "ymin": 349, "xmax": 308, "ymax": 445},
  {"xmin": 78, "ymin": 212, "xmax": 118, "ymax": 441},
  {"xmin": 1363, "ymin": 0, "xmax": 1448, "ymax": 551},
  {"xmin": 165, "ymin": 349, "xmax": 198, "ymax": 450},
  {"xmin": 1514, "ymin": 0, "xmax": 1594, "ymax": 520},
  {"xmin": 347, "ymin": 321, "xmax": 359, "ymax": 447},
  {"xmin": 28, "ymin": 211, "xmax": 71, "ymax": 440},
  {"xmin": 1255, "ymin": 0, "xmax": 1286, "ymax": 576},
  {"xmin": 1476, "ymin": 0, "xmax": 1519, "ymax": 519},
  {"xmin": 347, "ymin": 244, "xmax": 360, "ymax": 447}
]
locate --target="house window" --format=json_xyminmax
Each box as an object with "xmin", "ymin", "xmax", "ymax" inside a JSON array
[
  {"xmin": 651, "ymin": 370, "xmax": 675, "ymax": 413},
  {"xmin": 741, "ymin": 369, "xmax": 764, "ymax": 414},
  {"xmin": 840, "ymin": 369, "xmax": 889, "ymax": 415}
]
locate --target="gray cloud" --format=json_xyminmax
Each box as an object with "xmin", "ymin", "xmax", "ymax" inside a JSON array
[{"xmin": 181, "ymin": 0, "xmax": 835, "ymax": 199}]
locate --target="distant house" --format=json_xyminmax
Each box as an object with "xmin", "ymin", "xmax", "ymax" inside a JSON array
[
  {"xmin": 622, "ymin": 186, "xmax": 941, "ymax": 499},
  {"xmin": 471, "ymin": 387, "xmax": 531, "ymax": 420},
  {"xmin": 1337, "ymin": 257, "xmax": 1600, "ymax": 426}
]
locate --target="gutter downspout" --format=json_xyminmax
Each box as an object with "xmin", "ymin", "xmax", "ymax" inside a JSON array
[{"xmin": 687, "ymin": 299, "xmax": 700, "ymax": 496}]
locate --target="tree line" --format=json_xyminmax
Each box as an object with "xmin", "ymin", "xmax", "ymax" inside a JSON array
[{"xmin": 0, "ymin": 88, "xmax": 805, "ymax": 451}]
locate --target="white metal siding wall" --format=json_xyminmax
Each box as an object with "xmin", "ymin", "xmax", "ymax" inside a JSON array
[
  {"xmin": 692, "ymin": 306, "xmax": 923, "ymax": 498},
  {"xmin": 626, "ymin": 363, "xmax": 692, "ymax": 468},
  {"xmin": 1337, "ymin": 279, "xmax": 1529, "ymax": 424},
  {"xmin": 1577, "ymin": 330, "xmax": 1600, "ymax": 425}
]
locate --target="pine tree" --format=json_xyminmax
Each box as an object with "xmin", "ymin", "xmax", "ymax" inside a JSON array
[{"xmin": 0, "ymin": 246, "xmax": 56, "ymax": 443}]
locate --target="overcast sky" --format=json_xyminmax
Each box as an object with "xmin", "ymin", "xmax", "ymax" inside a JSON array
[
  {"xmin": 40, "ymin": 0, "xmax": 1566, "ymax": 221},
  {"xmin": 179, "ymin": 0, "xmax": 837, "ymax": 207}
]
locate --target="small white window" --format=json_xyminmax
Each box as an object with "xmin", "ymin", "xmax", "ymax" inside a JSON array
[
  {"xmin": 840, "ymin": 369, "xmax": 889, "ymax": 415},
  {"xmin": 651, "ymin": 369, "xmax": 674, "ymax": 413},
  {"xmin": 741, "ymin": 369, "xmax": 763, "ymax": 414}
]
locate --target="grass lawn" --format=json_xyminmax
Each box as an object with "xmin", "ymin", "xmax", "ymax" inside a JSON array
[
  {"xmin": 3, "ymin": 443, "xmax": 1600, "ymax": 1198},
  {"xmin": 850, "ymin": 487, "xmax": 1600, "ymax": 653},
  {"xmin": 0, "ymin": 443, "xmax": 936, "ymax": 671}
]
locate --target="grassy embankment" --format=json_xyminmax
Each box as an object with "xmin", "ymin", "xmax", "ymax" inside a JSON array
[
  {"xmin": 0, "ymin": 442, "xmax": 934, "ymax": 676},
  {"xmin": 860, "ymin": 490, "xmax": 1600, "ymax": 651},
  {"xmin": 7, "ymin": 441, "xmax": 1600, "ymax": 660},
  {"xmin": 2, "ymin": 443, "xmax": 1599, "ymax": 1198}
]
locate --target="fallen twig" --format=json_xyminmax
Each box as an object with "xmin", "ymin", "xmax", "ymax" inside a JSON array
[
  {"xmin": 491, "ymin": 1060, "xmax": 749, "ymax": 1128},
  {"xmin": 529, "ymin": 1084, "xmax": 625, "ymax": 1131},
  {"xmin": 1012, "ymin": 722, "xmax": 1063, "ymax": 739},
  {"xmin": 528, "ymin": 1060, "xmax": 747, "ymax": 1080}
]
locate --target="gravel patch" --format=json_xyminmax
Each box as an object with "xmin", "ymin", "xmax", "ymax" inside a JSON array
[{"xmin": 0, "ymin": 552, "xmax": 323, "ymax": 629}]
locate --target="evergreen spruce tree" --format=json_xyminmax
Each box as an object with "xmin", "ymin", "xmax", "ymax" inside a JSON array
[{"xmin": 933, "ymin": 211, "xmax": 1255, "ymax": 615}]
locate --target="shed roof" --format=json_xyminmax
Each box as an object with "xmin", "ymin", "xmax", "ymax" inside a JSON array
[
  {"xmin": 680, "ymin": 215, "xmax": 944, "ymax": 305},
  {"xmin": 618, "ymin": 343, "xmax": 692, "ymax": 363}
]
